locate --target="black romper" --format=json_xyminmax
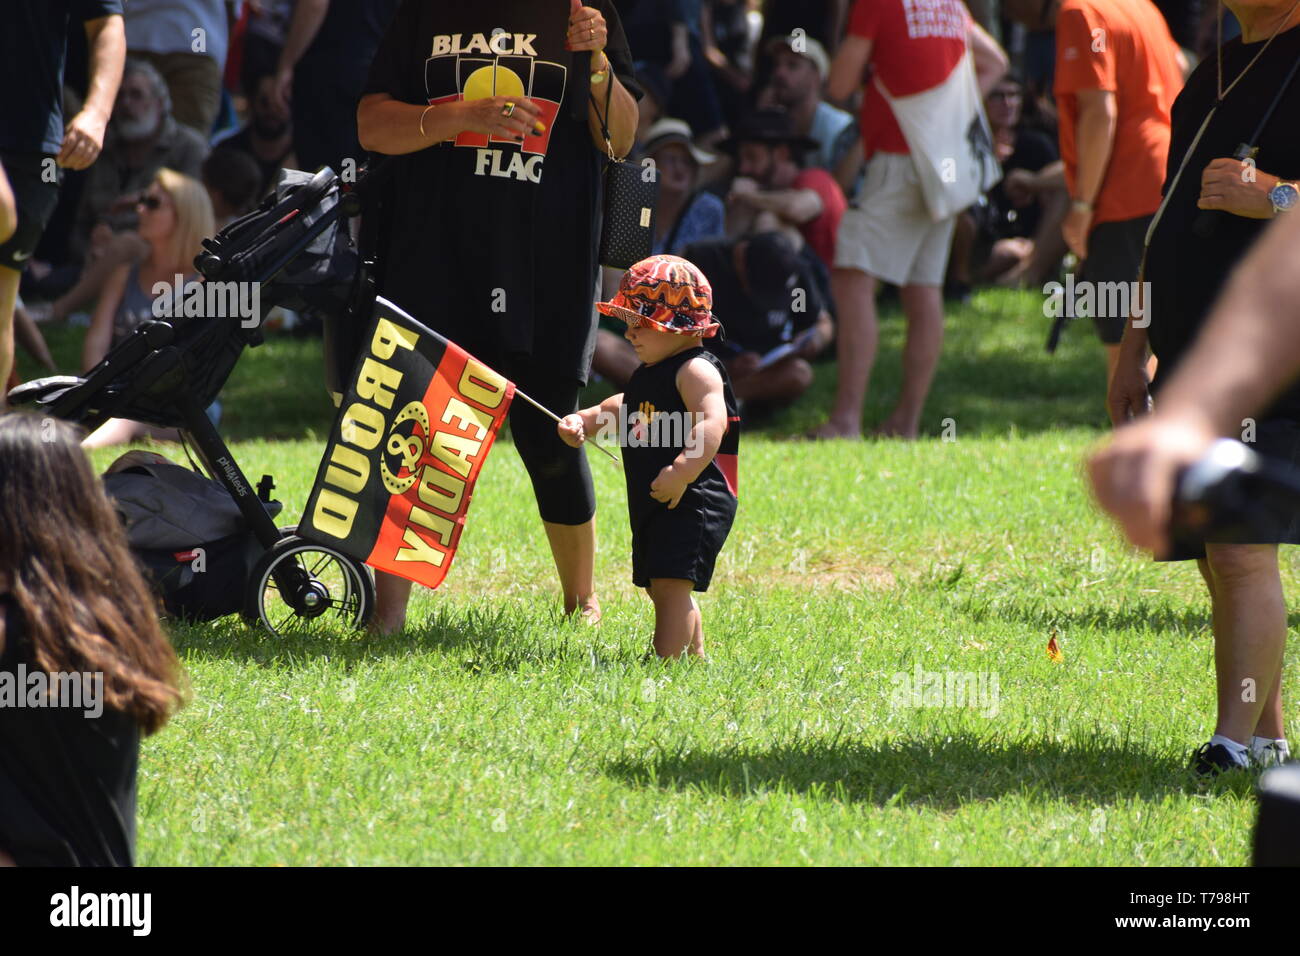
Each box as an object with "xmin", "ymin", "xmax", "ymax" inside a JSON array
[{"xmin": 621, "ymin": 347, "xmax": 739, "ymax": 591}]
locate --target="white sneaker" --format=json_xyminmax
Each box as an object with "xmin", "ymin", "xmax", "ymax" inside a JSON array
[{"xmin": 1251, "ymin": 741, "xmax": 1291, "ymax": 769}]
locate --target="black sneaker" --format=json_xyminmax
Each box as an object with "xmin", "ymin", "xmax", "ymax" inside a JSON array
[{"xmin": 1190, "ymin": 742, "xmax": 1247, "ymax": 776}]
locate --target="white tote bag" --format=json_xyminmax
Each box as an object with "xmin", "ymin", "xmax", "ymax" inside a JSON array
[{"xmin": 874, "ymin": 49, "xmax": 1002, "ymax": 222}]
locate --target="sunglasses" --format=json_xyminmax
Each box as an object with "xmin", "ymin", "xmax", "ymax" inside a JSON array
[{"xmin": 137, "ymin": 194, "xmax": 163, "ymax": 210}]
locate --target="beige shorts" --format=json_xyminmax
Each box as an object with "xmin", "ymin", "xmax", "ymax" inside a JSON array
[{"xmin": 833, "ymin": 152, "xmax": 957, "ymax": 287}]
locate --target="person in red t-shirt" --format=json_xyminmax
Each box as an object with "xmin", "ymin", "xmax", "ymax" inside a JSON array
[
  {"xmin": 722, "ymin": 109, "xmax": 847, "ymax": 269},
  {"xmin": 809, "ymin": 0, "xmax": 1006, "ymax": 439},
  {"xmin": 1005, "ymin": 0, "xmax": 1183, "ymax": 378}
]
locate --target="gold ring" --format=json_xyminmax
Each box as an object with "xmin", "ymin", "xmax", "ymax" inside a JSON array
[
  {"xmin": 590, "ymin": 28, "xmax": 595, "ymax": 40},
  {"xmin": 501, "ymin": 102, "xmax": 516, "ymax": 117}
]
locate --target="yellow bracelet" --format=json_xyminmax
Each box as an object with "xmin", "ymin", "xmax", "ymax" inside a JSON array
[
  {"xmin": 591, "ymin": 52, "xmax": 610, "ymax": 82},
  {"xmin": 419, "ymin": 104, "xmax": 435, "ymax": 139}
]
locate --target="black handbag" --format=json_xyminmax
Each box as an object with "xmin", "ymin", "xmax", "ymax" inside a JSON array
[{"xmin": 591, "ymin": 75, "xmax": 658, "ymax": 269}]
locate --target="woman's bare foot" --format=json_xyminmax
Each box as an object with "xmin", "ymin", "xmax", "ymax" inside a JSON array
[
  {"xmin": 565, "ymin": 594, "xmax": 602, "ymax": 625},
  {"xmin": 366, "ymin": 612, "xmax": 406, "ymax": 637},
  {"xmin": 803, "ymin": 419, "xmax": 861, "ymax": 440},
  {"xmin": 872, "ymin": 413, "xmax": 919, "ymax": 440}
]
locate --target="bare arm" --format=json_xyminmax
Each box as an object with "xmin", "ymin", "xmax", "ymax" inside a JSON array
[
  {"xmin": 803, "ymin": 309, "xmax": 836, "ymax": 358},
  {"xmin": 82, "ymin": 264, "xmax": 131, "ymax": 372},
  {"xmin": 586, "ymin": 59, "xmax": 640, "ymax": 159},
  {"xmin": 558, "ymin": 392, "xmax": 624, "ymax": 446},
  {"xmin": 272, "ymin": 0, "xmax": 329, "ymax": 108},
  {"xmin": 828, "ymin": 35, "xmax": 873, "ymax": 106},
  {"xmin": 1072, "ymin": 89, "xmax": 1117, "ymax": 204},
  {"xmin": 666, "ymin": 23, "xmax": 691, "ymax": 79},
  {"xmin": 357, "ymin": 92, "xmax": 543, "ymax": 156},
  {"xmin": 699, "ymin": 3, "xmax": 727, "ymax": 70},
  {"xmin": 827, "ymin": 0, "xmax": 851, "ymax": 53},
  {"xmin": 571, "ymin": 3, "xmax": 639, "ymax": 158},
  {"xmin": 667, "ymin": 357, "xmax": 727, "ymax": 483},
  {"xmin": 968, "ymin": 17, "xmax": 1008, "ymax": 96},
  {"xmin": 1032, "ymin": 159, "xmax": 1065, "ymax": 192},
  {"xmin": 58, "ymin": 15, "xmax": 126, "ymax": 171},
  {"xmin": 0, "ymin": 163, "xmax": 15, "ymax": 244},
  {"xmin": 738, "ymin": 187, "xmax": 824, "ymax": 224}
]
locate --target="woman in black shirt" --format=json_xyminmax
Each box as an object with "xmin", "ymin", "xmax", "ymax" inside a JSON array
[
  {"xmin": 357, "ymin": 1, "xmax": 639, "ymax": 632},
  {"xmin": 1108, "ymin": 1, "xmax": 1300, "ymax": 774},
  {"xmin": 0, "ymin": 414, "xmax": 184, "ymax": 865}
]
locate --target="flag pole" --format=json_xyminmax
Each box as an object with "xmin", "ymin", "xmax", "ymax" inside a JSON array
[{"xmin": 513, "ymin": 386, "xmax": 621, "ymax": 465}]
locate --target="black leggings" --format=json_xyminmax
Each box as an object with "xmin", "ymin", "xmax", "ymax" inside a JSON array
[{"xmin": 505, "ymin": 370, "xmax": 595, "ymax": 526}]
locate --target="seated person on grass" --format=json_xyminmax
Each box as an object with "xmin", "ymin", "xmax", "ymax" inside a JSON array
[
  {"xmin": 688, "ymin": 233, "xmax": 833, "ymax": 409},
  {"xmin": 81, "ymin": 167, "xmax": 216, "ymax": 449}
]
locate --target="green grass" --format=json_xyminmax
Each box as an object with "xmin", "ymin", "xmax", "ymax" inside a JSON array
[{"xmin": 23, "ymin": 290, "xmax": 1296, "ymax": 865}]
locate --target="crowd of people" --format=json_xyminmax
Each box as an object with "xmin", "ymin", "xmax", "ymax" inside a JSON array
[
  {"xmin": 3, "ymin": 0, "xmax": 1235, "ymax": 438},
  {"xmin": 3, "ymin": 0, "xmax": 1300, "ymax": 865}
]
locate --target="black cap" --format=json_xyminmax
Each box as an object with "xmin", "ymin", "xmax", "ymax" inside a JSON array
[
  {"xmin": 719, "ymin": 108, "xmax": 819, "ymax": 156},
  {"xmin": 741, "ymin": 232, "xmax": 802, "ymax": 313}
]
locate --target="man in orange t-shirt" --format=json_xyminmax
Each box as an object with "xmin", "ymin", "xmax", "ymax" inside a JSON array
[{"xmin": 1007, "ymin": 0, "xmax": 1184, "ymax": 372}]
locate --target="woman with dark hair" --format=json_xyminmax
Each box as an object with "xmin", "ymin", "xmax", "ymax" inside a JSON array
[
  {"xmin": 357, "ymin": 0, "xmax": 640, "ymax": 633},
  {"xmin": 0, "ymin": 413, "xmax": 185, "ymax": 866}
]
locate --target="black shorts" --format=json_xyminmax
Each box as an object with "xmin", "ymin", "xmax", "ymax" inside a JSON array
[
  {"xmin": 631, "ymin": 492, "xmax": 736, "ymax": 592},
  {"xmin": 0, "ymin": 152, "xmax": 61, "ymax": 272},
  {"xmin": 1081, "ymin": 214, "xmax": 1151, "ymax": 345},
  {"xmin": 1159, "ymin": 416, "xmax": 1300, "ymax": 562}
]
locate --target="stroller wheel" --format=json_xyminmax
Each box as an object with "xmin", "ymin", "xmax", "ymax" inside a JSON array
[{"xmin": 243, "ymin": 530, "xmax": 375, "ymax": 636}]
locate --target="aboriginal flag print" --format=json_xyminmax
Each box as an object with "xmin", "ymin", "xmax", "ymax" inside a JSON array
[
  {"xmin": 300, "ymin": 297, "xmax": 516, "ymax": 590},
  {"xmin": 426, "ymin": 53, "xmax": 567, "ymax": 158},
  {"xmin": 418, "ymin": 1, "xmax": 570, "ymax": 184}
]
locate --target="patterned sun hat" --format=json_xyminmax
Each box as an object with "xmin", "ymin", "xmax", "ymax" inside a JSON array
[{"xmin": 596, "ymin": 254, "xmax": 720, "ymax": 338}]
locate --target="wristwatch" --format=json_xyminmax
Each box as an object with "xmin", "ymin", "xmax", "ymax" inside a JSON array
[{"xmin": 1268, "ymin": 181, "xmax": 1299, "ymax": 214}]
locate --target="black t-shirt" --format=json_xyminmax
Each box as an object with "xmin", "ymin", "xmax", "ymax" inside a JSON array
[
  {"xmin": 985, "ymin": 127, "xmax": 1058, "ymax": 240},
  {"xmin": 622, "ymin": 346, "xmax": 740, "ymax": 531},
  {"xmin": 685, "ymin": 238, "xmax": 824, "ymax": 358},
  {"xmin": 1145, "ymin": 24, "xmax": 1300, "ymax": 419},
  {"xmin": 1154, "ymin": 0, "xmax": 1202, "ymax": 50},
  {"xmin": 615, "ymin": 0, "xmax": 686, "ymax": 62},
  {"xmin": 363, "ymin": 0, "xmax": 640, "ymax": 383},
  {"xmin": 0, "ymin": 597, "xmax": 141, "ymax": 867},
  {"xmin": 0, "ymin": 0, "xmax": 123, "ymax": 154},
  {"xmin": 298, "ymin": 0, "xmax": 403, "ymax": 86}
]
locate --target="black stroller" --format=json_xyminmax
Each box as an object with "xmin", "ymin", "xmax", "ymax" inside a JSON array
[{"xmin": 8, "ymin": 164, "xmax": 383, "ymax": 635}]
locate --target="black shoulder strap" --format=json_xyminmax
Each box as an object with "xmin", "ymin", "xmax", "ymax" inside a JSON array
[{"xmin": 588, "ymin": 58, "xmax": 616, "ymax": 159}]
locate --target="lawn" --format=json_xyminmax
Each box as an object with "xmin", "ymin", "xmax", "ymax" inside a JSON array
[{"xmin": 22, "ymin": 289, "xmax": 1295, "ymax": 865}]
